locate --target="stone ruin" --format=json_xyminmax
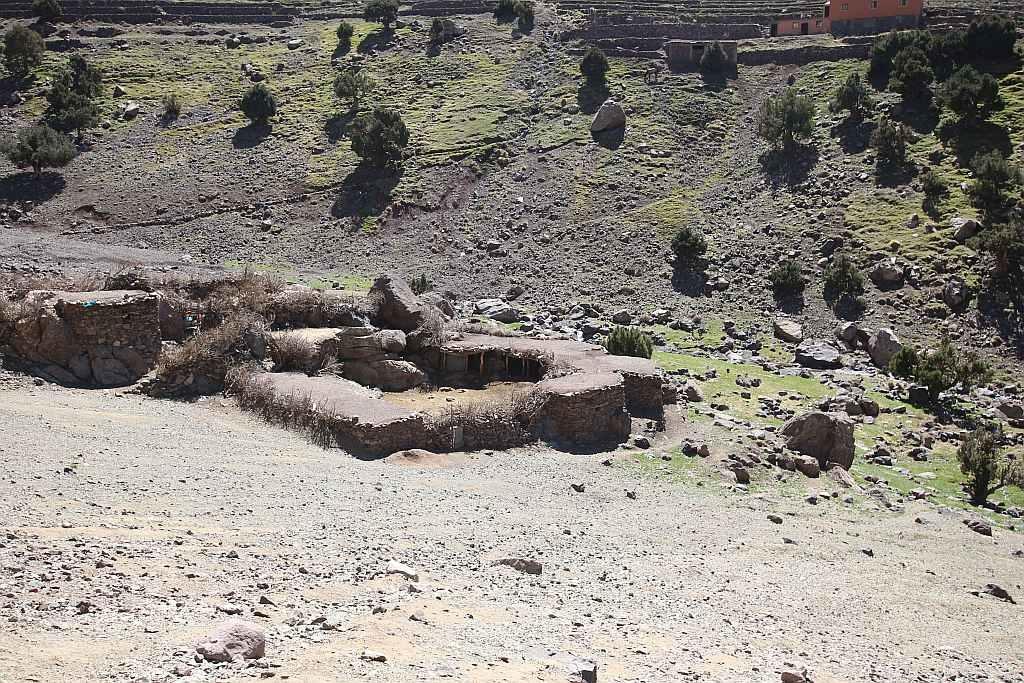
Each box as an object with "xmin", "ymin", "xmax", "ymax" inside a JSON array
[
  {"xmin": 0, "ymin": 273, "xmax": 672, "ymax": 458},
  {"xmin": 2, "ymin": 290, "xmax": 161, "ymax": 387}
]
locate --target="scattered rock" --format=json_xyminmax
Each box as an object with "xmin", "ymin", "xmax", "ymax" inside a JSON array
[
  {"xmin": 195, "ymin": 620, "xmax": 265, "ymax": 663},
  {"xmin": 963, "ymin": 518, "xmax": 993, "ymax": 537},
  {"xmin": 386, "ymin": 560, "xmax": 420, "ymax": 582},
  {"xmin": 492, "ymin": 558, "xmax": 543, "ymax": 575},
  {"xmin": 795, "ymin": 341, "xmax": 842, "ymax": 369}
]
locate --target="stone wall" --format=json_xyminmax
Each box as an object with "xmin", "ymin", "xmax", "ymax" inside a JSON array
[
  {"xmin": 7, "ymin": 290, "xmax": 161, "ymax": 388},
  {"xmin": 665, "ymin": 40, "xmax": 738, "ymax": 68},
  {"xmin": 533, "ymin": 373, "xmax": 631, "ymax": 449},
  {"xmin": 737, "ymin": 42, "xmax": 870, "ymax": 66},
  {"xmin": 562, "ymin": 22, "xmax": 764, "ymax": 42}
]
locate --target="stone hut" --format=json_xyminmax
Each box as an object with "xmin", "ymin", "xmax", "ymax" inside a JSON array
[{"xmin": 665, "ymin": 40, "xmax": 738, "ymax": 69}]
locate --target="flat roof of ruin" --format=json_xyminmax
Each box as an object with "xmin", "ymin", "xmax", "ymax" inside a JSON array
[
  {"xmin": 537, "ymin": 371, "xmax": 623, "ymax": 395},
  {"xmin": 257, "ymin": 372, "xmax": 416, "ymax": 426}
]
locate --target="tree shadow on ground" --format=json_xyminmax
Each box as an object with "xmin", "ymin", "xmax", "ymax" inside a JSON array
[
  {"xmin": 671, "ymin": 263, "xmax": 708, "ymax": 297},
  {"xmin": 0, "ymin": 171, "xmax": 67, "ymax": 204},
  {"xmin": 576, "ymin": 81, "xmax": 609, "ymax": 115},
  {"xmin": 330, "ymin": 163, "xmax": 401, "ymax": 223},
  {"xmin": 0, "ymin": 76, "xmax": 33, "ymax": 107},
  {"xmin": 831, "ymin": 117, "xmax": 874, "ymax": 155},
  {"xmin": 774, "ymin": 294, "xmax": 806, "ymax": 315},
  {"xmin": 938, "ymin": 120, "xmax": 1012, "ymax": 168},
  {"xmin": 977, "ymin": 283, "xmax": 1024, "ymax": 356},
  {"xmin": 324, "ymin": 111, "xmax": 356, "ymax": 144},
  {"xmin": 759, "ymin": 143, "xmax": 819, "ymax": 188},
  {"xmin": 331, "ymin": 42, "xmax": 351, "ymax": 61},
  {"xmin": 591, "ymin": 126, "xmax": 624, "ymax": 150},
  {"xmin": 232, "ymin": 122, "xmax": 272, "ymax": 149},
  {"xmin": 700, "ymin": 69, "xmax": 734, "ymax": 92},
  {"xmin": 898, "ymin": 103, "xmax": 939, "ymax": 136},
  {"xmin": 829, "ymin": 294, "xmax": 866, "ymax": 321},
  {"xmin": 357, "ymin": 29, "xmax": 394, "ymax": 54},
  {"xmin": 875, "ymin": 162, "xmax": 917, "ymax": 188}
]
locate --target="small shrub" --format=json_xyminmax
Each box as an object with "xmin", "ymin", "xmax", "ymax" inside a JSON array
[
  {"xmin": 363, "ymin": 0, "xmax": 399, "ymax": 30},
  {"xmin": 162, "ymin": 93, "xmax": 181, "ymax": 120},
  {"xmin": 958, "ymin": 422, "xmax": 1023, "ymax": 505},
  {"xmin": 757, "ymin": 88, "xmax": 815, "ymax": 148},
  {"xmin": 3, "ymin": 25, "xmax": 45, "ymax": 80},
  {"xmin": 887, "ymin": 345, "xmax": 919, "ymax": 379},
  {"xmin": 268, "ymin": 332, "xmax": 322, "ymax": 374},
  {"xmin": 604, "ymin": 326, "xmax": 653, "ymax": 359},
  {"xmin": 903, "ymin": 337, "xmax": 993, "ymax": 403},
  {"xmin": 493, "ymin": 0, "xmax": 517, "ymax": 19},
  {"xmin": 0, "ymin": 125, "xmax": 77, "ymax": 178},
  {"xmin": 333, "ymin": 69, "xmax": 372, "ymax": 110},
  {"xmin": 700, "ymin": 41, "xmax": 729, "ymax": 73},
  {"xmin": 830, "ymin": 71, "xmax": 872, "ymax": 121},
  {"xmin": 33, "ymin": 0, "xmax": 62, "ymax": 20},
  {"xmin": 871, "ymin": 116, "xmax": 907, "ymax": 169},
  {"xmin": 336, "ymin": 21, "xmax": 354, "ymax": 52},
  {"xmin": 515, "ymin": 0, "xmax": 535, "ymax": 30},
  {"xmin": 239, "ymin": 83, "xmax": 277, "ymax": 124},
  {"xmin": 938, "ymin": 65, "xmax": 1001, "ymax": 124},
  {"xmin": 969, "ymin": 150, "xmax": 1019, "ymax": 218},
  {"xmin": 823, "ymin": 253, "xmax": 864, "ymax": 302},
  {"xmin": 410, "ymin": 273, "xmax": 431, "ymax": 295},
  {"xmin": 889, "ymin": 46, "xmax": 934, "ymax": 102},
  {"xmin": 156, "ymin": 312, "xmax": 268, "ymax": 392},
  {"xmin": 351, "ymin": 107, "xmax": 409, "ymax": 169},
  {"xmin": 920, "ymin": 168, "xmax": 947, "ymax": 200},
  {"xmin": 768, "ymin": 260, "xmax": 806, "ymax": 297},
  {"xmin": 671, "ymin": 225, "xmax": 707, "ymax": 264},
  {"xmin": 580, "ymin": 46, "xmax": 609, "ymax": 85}
]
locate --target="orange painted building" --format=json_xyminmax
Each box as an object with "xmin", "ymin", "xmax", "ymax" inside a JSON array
[{"xmin": 772, "ymin": 0, "xmax": 923, "ymax": 37}]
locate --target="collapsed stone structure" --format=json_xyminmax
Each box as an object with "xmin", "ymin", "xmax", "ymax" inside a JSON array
[
  {"xmin": 3, "ymin": 290, "xmax": 161, "ymax": 387},
  {"xmin": 2, "ymin": 273, "xmax": 669, "ymax": 458}
]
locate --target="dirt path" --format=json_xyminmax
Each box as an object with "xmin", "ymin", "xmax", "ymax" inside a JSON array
[{"xmin": 1, "ymin": 384, "xmax": 1021, "ymax": 682}]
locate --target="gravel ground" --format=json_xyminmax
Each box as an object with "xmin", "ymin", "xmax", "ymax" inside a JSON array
[{"xmin": 1, "ymin": 383, "xmax": 1022, "ymax": 683}]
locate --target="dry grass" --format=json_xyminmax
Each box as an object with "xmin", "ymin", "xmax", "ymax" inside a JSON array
[
  {"xmin": 156, "ymin": 312, "xmax": 268, "ymax": 391},
  {"xmin": 454, "ymin": 320, "xmax": 518, "ymax": 337},
  {"xmin": 226, "ymin": 367, "xmax": 339, "ymax": 449},
  {"xmin": 269, "ymin": 332, "xmax": 324, "ymax": 374},
  {"xmin": 425, "ymin": 389, "xmax": 541, "ymax": 451},
  {"xmin": 417, "ymin": 306, "xmax": 453, "ymax": 347}
]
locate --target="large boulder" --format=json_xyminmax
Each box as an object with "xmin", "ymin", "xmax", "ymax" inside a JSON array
[
  {"xmin": 195, "ymin": 620, "xmax": 265, "ymax": 663},
  {"xmin": 795, "ymin": 341, "xmax": 842, "ymax": 369},
  {"xmin": 951, "ymin": 217, "xmax": 981, "ymax": 243},
  {"xmin": 370, "ymin": 274, "xmax": 424, "ymax": 332},
  {"xmin": 331, "ymin": 326, "xmax": 406, "ymax": 360},
  {"xmin": 590, "ymin": 99, "xmax": 626, "ymax": 133},
  {"xmin": 867, "ymin": 328, "xmax": 902, "ymax": 368},
  {"xmin": 835, "ymin": 322, "xmax": 859, "ymax": 348},
  {"xmin": 343, "ymin": 359, "xmax": 425, "ymax": 392},
  {"xmin": 773, "ymin": 319, "xmax": 803, "ymax": 344},
  {"xmin": 869, "ymin": 260, "xmax": 905, "ymax": 289},
  {"xmin": 780, "ymin": 411, "xmax": 856, "ymax": 470},
  {"xmin": 942, "ymin": 277, "xmax": 970, "ymax": 310},
  {"xmin": 474, "ymin": 298, "xmax": 519, "ymax": 323}
]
